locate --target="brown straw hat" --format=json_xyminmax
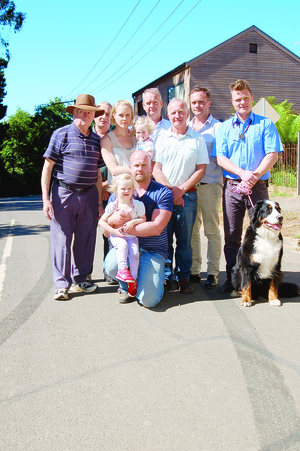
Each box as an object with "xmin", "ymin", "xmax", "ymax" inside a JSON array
[{"xmin": 65, "ymin": 94, "xmax": 104, "ymax": 117}]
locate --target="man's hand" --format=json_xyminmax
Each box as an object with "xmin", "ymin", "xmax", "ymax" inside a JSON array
[
  {"xmin": 98, "ymin": 205, "xmax": 105, "ymax": 219},
  {"xmin": 43, "ymin": 199, "xmax": 53, "ymax": 220},
  {"xmin": 107, "ymin": 210, "xmax": 132, "ymax": 228},
  {"xmin": 171, "ymin": 186, "xmax": 184, "ymax": 200},
  {"xmin": 240, "ymin": 170, "xmax": 258, "ymax": 188},
  {"xmin": 173, "ymin": 196, "xmax": 184, "ymax": 206},
  {"xmin": 102, "ymin": 181, "xmax": 109, "ymax": 201}
]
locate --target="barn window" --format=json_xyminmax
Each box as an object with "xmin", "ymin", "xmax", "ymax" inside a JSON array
[
  {"xmin": 168, "ymin": 82, "xmax": 184, "ymax": 102},
  {"xmin": 137, "ymin": 100, "xmax": 146, "ymax": 116},
  {"xmin": 249, "ymin": 43, "xmax": 257, "ymax": 53}
]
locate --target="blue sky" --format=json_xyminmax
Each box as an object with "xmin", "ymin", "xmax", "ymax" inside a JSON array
[{"xmin": 2, "ymin": 0, "xmax": 300, "ymax": 117}]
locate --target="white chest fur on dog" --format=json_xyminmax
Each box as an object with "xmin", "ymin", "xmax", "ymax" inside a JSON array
[{"xmin": 253, "ymin": 227, "xmax": 282, "ymax": 278}]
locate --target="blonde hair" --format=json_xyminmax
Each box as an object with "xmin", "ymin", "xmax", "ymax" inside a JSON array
[
  {"xmin": 132, "ymin": 115, "xmax": 156, "ymax": 135},
  {"xmin": 108, "ymin": 173, "xmax": 135, "ymax": 194},
  {"xmin": 230, "ymin": 79, "xmax": 252, "ymax": 95},
  {"xmin": 111, "ymin": 100, "xmax": 134, "ymax": 125}
]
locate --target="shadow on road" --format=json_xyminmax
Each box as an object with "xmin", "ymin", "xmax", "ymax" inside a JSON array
[
  {"xmin": 0, "ymin": 224, "xmax": 50, "ymax": 239},
  {"xmin": 0, "ymin": 196, "xmax": 43, "ymax": 212}
]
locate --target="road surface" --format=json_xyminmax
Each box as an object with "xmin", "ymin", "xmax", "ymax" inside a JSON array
[{"xmin": 1, "ymin": 196, "xmax": 300, "ymax": 451}]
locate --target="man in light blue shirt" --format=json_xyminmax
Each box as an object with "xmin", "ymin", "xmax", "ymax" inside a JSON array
[
  {"xmin": 214, "ymin": 79, "xmax": 284, "ymax": 293},
  {"xmin": 189, "ymin": 86, "xmax": 223, "ymax": 289},
  {"xmin": 153, "ymin": 98, "xmax": 209, "ymax": 294}
]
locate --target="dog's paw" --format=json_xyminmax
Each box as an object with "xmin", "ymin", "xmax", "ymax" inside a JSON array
[
  {"xmin": 231, "ymin": 290, "xmax": 241, "ymax": 298},
  {"xmin": 241, "ymin": 300, "xmax": 252, "ymax": 307},
  {"xmin": 269, "ymin": 299, "xmax": 282, "ymax": 306}
]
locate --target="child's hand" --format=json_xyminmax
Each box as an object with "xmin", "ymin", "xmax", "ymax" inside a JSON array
[
  {"xmin": 122, "ymin": 220, "xmax": 134, "ymax": 232},
  {"xmin": 114, "ymin": 227, "xmax": 126, "ymax": 237}
]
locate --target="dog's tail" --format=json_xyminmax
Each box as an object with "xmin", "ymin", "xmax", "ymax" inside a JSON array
[{"xmin": 278, "ymin": 282, "xmax": 300, "ymax": 298}]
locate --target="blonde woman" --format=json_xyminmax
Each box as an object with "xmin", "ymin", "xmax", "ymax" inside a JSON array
[{"xmin": 100, "ymin": 100, "xmax": 137, "ymax": 184}]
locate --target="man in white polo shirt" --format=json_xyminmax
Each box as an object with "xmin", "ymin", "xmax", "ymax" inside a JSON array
[{"xmin": 153, "ymin": 98, "xmax": 209, "ymax": 294}]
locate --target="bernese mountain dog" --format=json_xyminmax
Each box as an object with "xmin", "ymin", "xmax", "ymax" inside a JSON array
[{"xmin": 231, "ymin": 199, "xmax": 300, "ymax": 307}]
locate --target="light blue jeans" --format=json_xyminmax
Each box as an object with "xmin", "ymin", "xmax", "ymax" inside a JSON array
[
  {"xmin": 104, "ymin": 247, "xmax": 166, "ymax": 308},
  {"xmin": 165, "ymin": 191, "xmax": 197, "ymax": 282}
]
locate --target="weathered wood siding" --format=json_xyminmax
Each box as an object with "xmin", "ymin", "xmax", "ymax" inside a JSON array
[
  {"xmin": 133, "ymin": 28, "xmax": 300, "ymax": 123},
  {"xmin": 190, "ymin": 30, "xmax": 300, "ymax": 120}
]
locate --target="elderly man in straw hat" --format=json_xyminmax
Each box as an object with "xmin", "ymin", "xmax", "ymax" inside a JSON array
[{"xmin": 41, "ymin": 94, "xmax": 105, "ymax": 301}]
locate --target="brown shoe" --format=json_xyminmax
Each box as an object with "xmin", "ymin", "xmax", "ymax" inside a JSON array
[{"xmin": 178, "ymin": 278, "xmax": 194, "ymax": 294}]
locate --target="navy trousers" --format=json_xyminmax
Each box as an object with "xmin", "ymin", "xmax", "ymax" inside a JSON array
[{"xmin": 50, "ymin": 183, "xmax": 98, "ymax": 289}]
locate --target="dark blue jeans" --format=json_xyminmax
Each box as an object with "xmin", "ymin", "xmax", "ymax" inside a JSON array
[{"xmin": 165, "ymin": 191, "xmax": 197, "ymax": 282}]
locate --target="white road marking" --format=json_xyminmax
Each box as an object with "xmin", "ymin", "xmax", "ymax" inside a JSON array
[{"xmin": 0, "ymin": 219, "xmax": 15, "ymax": 302}]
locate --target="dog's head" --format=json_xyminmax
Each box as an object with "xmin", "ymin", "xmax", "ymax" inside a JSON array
[{"xmin": 249, "ymin": 200, "xmax": 283, "ymax": 232}]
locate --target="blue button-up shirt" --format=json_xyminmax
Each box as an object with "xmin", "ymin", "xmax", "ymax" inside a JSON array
[{"xmin": 213, "ymin": 111, "xmax": 284, "ymax": 180}]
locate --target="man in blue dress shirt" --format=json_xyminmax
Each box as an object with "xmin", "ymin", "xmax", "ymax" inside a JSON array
[{"xmin": 214, "ymin": 79, "xmax": 283, "ymax": 293}]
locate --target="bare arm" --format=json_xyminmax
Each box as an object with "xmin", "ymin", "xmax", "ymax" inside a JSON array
[
  {"xmin": 152, "ymin": 161, "xmax": 172, "ymax": 188},
  {"xmin": 153, "ymin": 162, "xmax": 206, "ymax": 205},
  {"xmin": 96, "ymin": 168, "xmax": 104, "ymax": 219},
  {"xmin": 99, "ymin": 212, "xmax": 125, "ymax": 238},
  {"xmin": 41, "ymin": 158, "xmax": 55, "ymax": 220},
  {"xmin": 216, "ymin": 156, "xmax": 258, "ymax": 187},
  {"xmin": 123, "ymin": 215, "xmax": 146, "ymax": 233},
  {"xmin": 100, "ymin": 135, "xmax": 131, "ymax": 176},
  {"xmin": 129, "ymin": 208, "xmax": 172, "ymax": 237},
  {"xmin": 177, "ymin": 164, "xmax": 206, "ymax": 196},
  {"xmin": 253, "ymin": 152, "xmax": 278, "ymax": 180},
  {"xmin": 107, "ymin": 210, "xmax": 132, "ymax": 228}
]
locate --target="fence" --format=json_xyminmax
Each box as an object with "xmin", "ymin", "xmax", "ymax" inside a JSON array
[{"xmin": 270, "ymin": 143, "xmax": 298, "ymax": 188}]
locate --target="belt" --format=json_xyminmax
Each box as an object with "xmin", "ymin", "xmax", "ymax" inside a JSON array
[
  {"xmin": 226, "ymin": 179, "xmax": 267, "ymax": 186},
  {"xmin": 53, "ymin": 177, "xmax": 95, "ymax": 194}
]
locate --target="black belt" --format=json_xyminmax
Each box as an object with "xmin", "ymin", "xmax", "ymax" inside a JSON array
[
  {"xmin": 53, "ymin": 177, "xmax": 95, "ymax": 194},
  {"xmin": 226, "ymin": 179, "xmax": 268, "ymax": 186}
]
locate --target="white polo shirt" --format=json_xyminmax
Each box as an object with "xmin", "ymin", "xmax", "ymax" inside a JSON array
[{"xmin": 154, "ymin": 126, "xmax": 209, "ymax": 186}]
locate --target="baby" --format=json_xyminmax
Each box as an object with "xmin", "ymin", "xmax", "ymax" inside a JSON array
[
  {"xmin": 99, "ymin": 173, "xmax": 146, "ymax": 297},
  {"xmin": 132, "ymin": 116, "xmax": 156, "ymax": 160}
]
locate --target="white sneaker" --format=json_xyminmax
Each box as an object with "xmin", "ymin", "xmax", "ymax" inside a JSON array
[
  {"xmin": 72, "ymin": 282, "xmax": 98, "ymax": 293},
  {"xmin": 54, "ymin": 288, "xmax": 69, "ymax": 300}
]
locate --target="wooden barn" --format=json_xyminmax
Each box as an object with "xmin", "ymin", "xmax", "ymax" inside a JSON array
[{"xmin": 132, "ymin": 25, "xmax": 300, "ymax": 122}]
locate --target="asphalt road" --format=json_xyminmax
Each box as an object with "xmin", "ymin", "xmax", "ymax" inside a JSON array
[{"xmin": 1, "ymin": 196, "xmax": 300, "ymax": 451}]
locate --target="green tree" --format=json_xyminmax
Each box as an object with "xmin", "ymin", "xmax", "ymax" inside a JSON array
[
  {"xmin": 264, "ymin": 96, "xmax": 300, "ymax": 144},
  {"xmin": 1, "ymin": 108, "xmax": 35, "ymax": 175},
  {"xmin": 0, "ymin": 58, "xmax": 8, "ymax": 118},
  {"xmin": 0, "ymin": 1, "xmax": 26, "ymax": 120},
  {"xmin": 0, "ymin": 98, "xmax": 72, "ymax": 196},
  {"xmin": 0, "ymin": 1, "xmax": 26, "ymax": 59}
]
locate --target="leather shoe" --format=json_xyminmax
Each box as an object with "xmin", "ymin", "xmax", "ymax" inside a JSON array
[
  {"xmin": 189, "ymin": 273, "xmax": 201, "ymax": 283},
  {"xmin": 217, "ymin": 279, "xmax": 233, "ymax": 294},
  {"xmin": 178, "ymin": 278, "xmax": 194, "ymax": 294},
  {"xmin": 205, "ymin": 274, "xmax": 218, "ymax": 289},
  {"xmin": 164, "ymin": 279, "xmax": 173, "ymax": 291}
]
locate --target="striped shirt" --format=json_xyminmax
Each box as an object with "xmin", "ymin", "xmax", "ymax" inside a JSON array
[
  {"xmin": 136, "ymin": 179, "xmax": 173, "ymax": 259},
  {"xmin": 44, "ymin": 122, "xmax": 102, "ymax": 189}
]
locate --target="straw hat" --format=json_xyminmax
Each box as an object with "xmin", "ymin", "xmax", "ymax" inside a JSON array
[{"xmin": 66, "ymin": 94, "xmax": 104, "ymax": 117}]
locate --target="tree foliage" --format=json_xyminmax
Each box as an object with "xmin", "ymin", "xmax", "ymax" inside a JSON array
[
  {"xmin": 262, "ymin": 97, "xmax": 300, "ymax": 144},
  {"xmin": 0, "ymin": 0, "xmax": 26, "ymax": 59},
  {"xmin": 0, "ymin": 57, "xmax": 7, "ymax": 118},
  {"xmin": 0, "ymin": 98, "xmax": 72, "ymax": 196}
]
